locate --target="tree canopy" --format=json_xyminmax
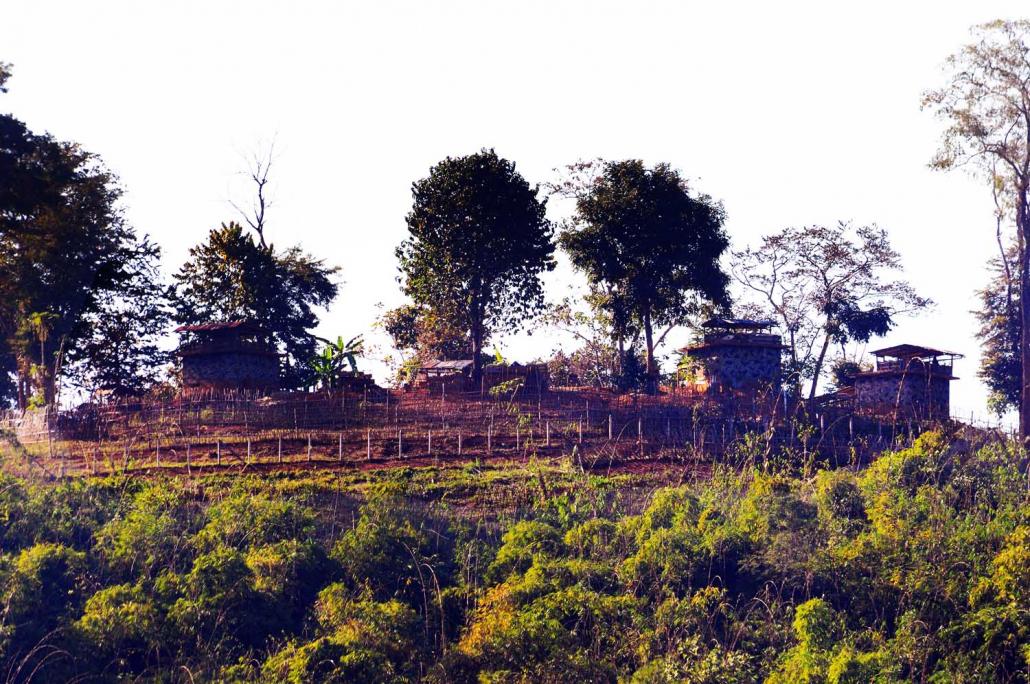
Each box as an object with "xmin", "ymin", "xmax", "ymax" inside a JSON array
[
  {"xmin": 171, "ymin": 222, "xmax": 339, "ymax": 389},
  {"xmin": 0, "ymin": 108, "xmax": 166, "ymax": 406},
  {"xmin": 924, "ymin": 19, "xmax": 1030, "ymax": 436},
  {"xmin": 556, "ymin": 159, "xmax": 730, "ymax": 392},
  {"xmin": 396, "ymin": 149, "xmax": 555, "ymax": 383}
]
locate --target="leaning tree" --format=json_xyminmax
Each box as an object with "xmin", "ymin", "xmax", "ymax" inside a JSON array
[
  {"xmin": 396, "ymin": 149, "xmax": 555, "ymax": 385},
  {"xmin": 923, "ymin": 20, "xmax": 1030, "ymax": 436},
  {"xmin": 556, "ymin": 159, "xmax": 730, "ymax": 394}
]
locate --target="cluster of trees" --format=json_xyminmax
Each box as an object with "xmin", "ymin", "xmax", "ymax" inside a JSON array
[
  {"xmin": 386, "ymin": 154, "xmax": 734, "ymax": 394},
  {"xmin": 0, "ymin": 429, "xmax": 1027, "ymax": 681},
  {"xmin": 0, "ymin": 65, "xmax": 340, "ymax": 407},
  {"xmin": 386, "ymin": 154, "xmax": 930, "ymax": 397}
]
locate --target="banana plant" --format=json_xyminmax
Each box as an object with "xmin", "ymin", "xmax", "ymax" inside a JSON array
[{"xmin": 308, "ymin": 335, "xmax": 364, "ymax": 389}]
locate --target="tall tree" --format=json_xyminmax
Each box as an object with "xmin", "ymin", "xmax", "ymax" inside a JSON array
[
  {"xmin": 0, "ymin": 71, "xmax": 167, "ymax": 407},
  {"xmin": 732, "ymin": 222, "xmax": 930, "ymax": 399},
  {"xmin": 171, "ymin": 222, "xmax": 338, "ymax": 388},
  {"xmin": 923, "ymin": 19, "xmax": 1030, "ymax": 436},
  {"xmin": 556, "ymin": 159, "xmax": 729, "ymax": 393},
  {"xmin": 396, "ymin": 149, "xmax": 555, "ymax": 384}
]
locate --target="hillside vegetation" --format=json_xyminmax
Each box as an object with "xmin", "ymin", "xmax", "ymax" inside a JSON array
[{"xmin": 0, "ymin": 430, "xmax": 1028, "ymax": 682}]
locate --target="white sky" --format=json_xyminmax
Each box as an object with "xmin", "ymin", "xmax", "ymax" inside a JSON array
[{"xmin": 2, "ymin": 1, "xmax": 1025, "ymax": 423}]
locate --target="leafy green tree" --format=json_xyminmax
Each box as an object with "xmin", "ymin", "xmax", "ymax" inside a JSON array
[
  {"xmin": 0, "ymin": 107, "xmax": 167, "ymax": 407},
  {"xmin": 924, "ymin": 19, "xmax": 1030, "ymax": 438},
  {"xmin": 975, "ymin": 244, "xmax": 1021, "ymax": 415},
  {"xmin": 172, "ymin": 222, "xmax": 339, "ymax": 388},
  {"xmin": 556, "ymin": 159, "xmax": 730, "ymax": 393},
  {"xmin": 396, "ymin": 149, "xmax": 555, "ymax": 384}
]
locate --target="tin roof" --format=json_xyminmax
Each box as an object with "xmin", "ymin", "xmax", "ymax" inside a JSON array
[
  {"xmin": 701, "ymin": 318, "xmax": 777, "ymax": 330},
  {"xmin": 420, "ymin": 359, "xmax": 475, "ymax": 371},
  {"xmin": 175, "ymin": 320, "xmax": 266, "ymax": 334},
  {"xmin": 870, "ymin": 344, "xmax": 963, "ymax": 360}
]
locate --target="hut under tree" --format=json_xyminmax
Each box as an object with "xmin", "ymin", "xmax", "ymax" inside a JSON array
[
  {"xmin": 415, "ymin": 359, "xmax": 549, "ymax": 394},
  {"xmin": 679, "ymin": 318, "xmax": 784, "ymax": 394},
  {"xmin": 175, "ymin": 321, "xmax": 279, "ymax": 392}
]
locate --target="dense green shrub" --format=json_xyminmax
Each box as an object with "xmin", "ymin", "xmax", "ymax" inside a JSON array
[{"xmin": 0, "ymin": 430, "xmax": 1027, "ymax": 681}]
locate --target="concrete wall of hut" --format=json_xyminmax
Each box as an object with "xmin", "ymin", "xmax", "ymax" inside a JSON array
[
  {"xmin": 701, "ymin": 346, "xmax": 782, "ymax": 390},
  {"xmin": 182, "ymin": 352, "xmax": 280, "ymax": 390},
  {"xmin": 854, "ymin": 374, "xmax": 950, "ymax": 418}
]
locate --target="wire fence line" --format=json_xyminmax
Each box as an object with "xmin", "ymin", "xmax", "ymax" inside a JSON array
[{"xmin": 0, "ymin": 387, "xmax": 988, "ymax": 478}]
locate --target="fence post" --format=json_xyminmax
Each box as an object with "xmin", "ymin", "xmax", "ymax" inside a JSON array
[
  {"xmin": 307, "ymin": 434, "xmax": 312, "ymax": 463},
  {"xmin": 398, "ymin": 429, "xmax": 403, "ymax": 458},
  {"xmin": 608, "ymin": 414, "xmax": 612, "ymax": 440},
  {"xmin": 278, "ymin": 436, "xmax": 283, "ymax": 464},
  {"xmin": 246, "ymin": 438, "xmax": 251, "ymax": 464},
  {"xmin": 578, "ymin": 419, "xmax": 583, "ymax": 444},
  {"xmin": 428, "ymin": 430, "xmax": 432, "ymax": 455},
  {"xmin": 216, "ymin": 440, "xmax": 221, "ymax": 466},
  {"xmin": 338, "ymin": 432, "xmax": 343, "ymax": 462},
  {"xmin": 458, "ymin": 431, "xmax": 462, "ymax": 456},
  {"xmin": 367, "ymin": 429, "xmax": 371, "ymax": 460}
]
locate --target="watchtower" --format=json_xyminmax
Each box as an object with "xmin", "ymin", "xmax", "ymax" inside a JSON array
[
  {"xmin": 175, "ymin": 321, "xmax": 280, "ymax": 392},
  {"xmin": 852, "ymin": 344, "xmax": 962, "ymax": 419},
  {"xmin": 680, "ymin": 318, "xmax": 784, "ymax": 394}
]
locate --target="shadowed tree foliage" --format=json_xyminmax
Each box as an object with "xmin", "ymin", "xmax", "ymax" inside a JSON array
[
  {"xmin": 171, "ymin": 222, "xmax": 338, "ymax": 389},
  {"xmin": 976, "ymin": 244, "xmax": 1022, "ymax": 416},
  {"xmin": 924, "ymin": 19, "xmax": 1030, "ymax": 437},
  {"xmin": 0, "ymin": 70, "xmax": 168, "ymax": 407},
  {"xmin": 555, "ymin": 159, "xmax": 730, "ymax": 393},
  {"xmin": 396, "ymin": 149, "xmax": 555, "ymax": 384}
]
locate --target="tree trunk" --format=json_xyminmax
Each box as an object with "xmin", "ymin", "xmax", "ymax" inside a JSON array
[
  {"xmin": 1018, "ymin": 183, "xmax": 1030, "ymax": 441},
  {"xmin": 471, "ymin": 320, "xmax": 484, "ymax": 391},
  {"xmin": 808, "ymin": 331, "xmax": 832, "ymax": 401},
  {"xmin": 643, "ymin": 307, "xmax": 658, "ymax": 394}
]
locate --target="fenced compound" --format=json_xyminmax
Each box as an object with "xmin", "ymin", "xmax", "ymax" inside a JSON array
[{"xmin": 0, "ymin": 386, "xmax": 974, "ymax": 479}]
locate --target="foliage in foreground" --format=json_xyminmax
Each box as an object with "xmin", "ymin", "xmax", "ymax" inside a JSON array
[{"xmin": 0, "ymin": 431, "xmax": 1028, "ymax": 682}]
